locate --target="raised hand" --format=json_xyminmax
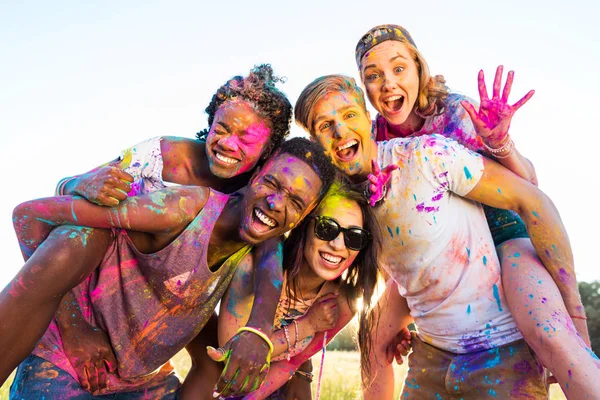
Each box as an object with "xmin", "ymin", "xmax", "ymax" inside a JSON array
[
  {"xmin": 461, "ymin": 65, "xmax": 534, "ymax": 149},
  {"xmin": 207, "ymin": 329, "xmax": 272, "ymax": 398},
  {"xmin": 72, "ymin": 165, "xmax": 134, "ymax": 206},
  {"xmin": 367, "ymin": 160, "xmax": 398, "ymax": 207},
  {"xmin": 304, "ymin": 292, "xmax": 340, "ymax": 333}
]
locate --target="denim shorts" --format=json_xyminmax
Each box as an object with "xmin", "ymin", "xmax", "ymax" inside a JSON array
[
  {"xmin": 483, "ymin": 205, "xmax": 529, "ymax": 247},
  {"xmin": 10, "ymin": 355, "xmax": 180, "ymax": 400}
]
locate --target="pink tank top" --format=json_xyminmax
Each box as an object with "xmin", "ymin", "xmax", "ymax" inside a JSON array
[{"xmin": 33, "ymin": 189, "xmax": 252, "ymax": 392}]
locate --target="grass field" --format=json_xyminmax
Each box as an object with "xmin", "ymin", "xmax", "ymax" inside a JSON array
[{"xmin": 0, "ymin": 350, "xmax": 567, "ymax": 399}]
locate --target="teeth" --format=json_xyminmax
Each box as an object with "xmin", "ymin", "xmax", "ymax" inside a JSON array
[
  {"xmin": 337, "ymin": 140, "xmax": 358, "ymax": 151},
  {"xmin": 254, "ymin": 208, "xmax": 275, "ymax": 227},
  {"xmin": 321, "ymin": 252, "xmax": 342, "ymax": 264},
  {"xmin": 215, "ymin": 152, "xmax": 239, "ymax": 164},
  {"xmin": 385, "ymin": 95, "xmax": 403, "ymax": 102}
]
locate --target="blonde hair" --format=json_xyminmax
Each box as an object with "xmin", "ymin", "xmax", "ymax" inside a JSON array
[{"xmin": 295, "ymin": 75, "xmax": 368, "ymax": 135}]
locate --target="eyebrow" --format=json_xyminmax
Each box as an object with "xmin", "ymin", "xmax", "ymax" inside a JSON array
[
  {"xmin": 216, "ymin": 121, "xmax": 230, "ymax": 130},
  {"xmin": 363, "ymin": 54, "xmax": 409, "ymax": 71},
  {"xmin": 266, "ymin": 174, "xmax": 306, "ymax": 208}
]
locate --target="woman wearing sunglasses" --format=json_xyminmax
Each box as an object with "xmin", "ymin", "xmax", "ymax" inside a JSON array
[{"xmin": 181, "ymin": 180, "xmax": 385, "ymax": 399}]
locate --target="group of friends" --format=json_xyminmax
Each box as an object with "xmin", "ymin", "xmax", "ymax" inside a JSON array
[{"xmin": 1, "ymin": 24, "xmax": 599, "ymax": 399}]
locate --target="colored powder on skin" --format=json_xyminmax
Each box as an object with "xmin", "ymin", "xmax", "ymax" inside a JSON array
[
  {"xmin": 568, "ymin": 369, "xmax": 573, "ymax": 379},
  {"xmin": 467, "ymin": 304, "xmax": 471, "ymax": 314},
  {"xmin": 387, "ymin": 226, "xmax": 394, "ymax": 238},
  {"xmin": 492, "ymin": 284, "xmax": 503, "ymax": 312},
  {"xmin": 396, "ymin": 226, "xmax": 400, "ymax": 236},
  {"xmin": 483, "ymin": 255, "xmax": 487, "ymax": 266},
  {"xmin": 489, "ymin": 389, "xmax": 497, "ymax": 397},
  {"xmin": 143, "ymin": 205, "xmax": 167, "ymax": 215},
  {"xmin": 513, "ymin": 252, "xmax": 520, "ymax": 258},
  {"xmin": 497, "ymin": 188, "xmax": 502, "ymax": 194},
  {"xmin": 70, "ymin": 202, "xmax": 78, "ymax": 222},
  {"xmin": 463, "ymin": 166, "xmax": 473, "ymax": 180},
  {"xmin": 532, "ymin": 210, "xmax": 539, "ymax": 217}
]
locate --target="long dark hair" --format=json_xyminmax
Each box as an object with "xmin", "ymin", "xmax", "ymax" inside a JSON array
[{"xmin": 282, "ymin": 178, "xmax": 382, "ymax": 380}]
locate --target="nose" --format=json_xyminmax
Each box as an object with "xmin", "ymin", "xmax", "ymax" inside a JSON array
[
  {"xmin": 329, "ymin": 232, "xmax": 345, "ymax": 250},
  {"xmin": 333, "ymin": 121, "xmax": 349, "ymax": 139},
  {"xmin": 382, "ymin": 73, "xmax": 399, "ymax": 91},
  {"xmin": 267, "ymin": 192, "xmax": 284, "ymax": 212},
  {"xmin": 218, "ymin": 135, "xmax": 239, "ymax": 152}
]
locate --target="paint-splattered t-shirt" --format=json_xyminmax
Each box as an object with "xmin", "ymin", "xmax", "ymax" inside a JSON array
[
  {"xmin": 375, "ymin": 93, "xmax": 486, "ymax": 153},
  {"xmin": 119, "ymin": 136, "xmax": 170, "ymax": 195},
  {"xmin": 376, "ymin": 135, "xmax": 521, "ymax": 353},
  {"xmin": 33, "ymin": 189, "xmax": 252, "ymax": 393}
]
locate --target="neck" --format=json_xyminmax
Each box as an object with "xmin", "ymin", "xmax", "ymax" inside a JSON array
[
  {"xmin": 385, "ymin": 112, "xmax": 425, "ymax": 138},
  {"xmin": 207, "ymin": 190, "xmax": 246, "ymax": 268},
  {"xmin": 297, "ymin": 259, "xmax": 326, "ymax": 297},
  {"xmin": 198, "ymin": 142, "xmax": 254, "ymax": 194}
]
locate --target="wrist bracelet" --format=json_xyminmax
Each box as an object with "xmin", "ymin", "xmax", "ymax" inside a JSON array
[
  {"xmin": 283, "ymin": 325, "xmax": 292, "ymax": 360},
  {"xmin": 483, "ymin": 138, "xmax": 513, "ymax": 155},
  {"xmin": 56, "ymin": 177, "xmax": 75, "ymax": 196},
  {"xmin": 292, "ymin": 319, "xmax": 299, "ymax": 350},
  {"xmin": 363, "ymin": 181, "xmax": 387, "ymax": 205},
  {"xmin": 237, "ymin": 326, "xmax": 274, "ymax": 355},
  {"xmin": 294, "ymin": 369, "xmax": 314, "ymax": 382},
  {"xmin": 570, "ymin": 315, "xmax": 588, "ymax": 320}
]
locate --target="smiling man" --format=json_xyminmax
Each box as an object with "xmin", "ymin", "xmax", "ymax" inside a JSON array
[
  {"xmin": 3, "ymin": 138, "xmax": 336, "ymax": 399},
  {"xmin": 294, "ymin": 75, "xmax": 598, "ymax": 399}
]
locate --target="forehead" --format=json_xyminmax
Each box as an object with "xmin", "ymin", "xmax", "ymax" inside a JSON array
[
  {"xmin": 318, "ymin": 196, "xmax": 363, "ymax": 225},
  {"xmin": 216, "ymin": 100, "xmax": 269, "ymax": 127},
  {"xmin": 262, "ymin": 154, "xmax": 322, "ymax": 198},
  {"xmin": 362, "ymin": 40, "xmax": 412, "ymax": 67},
  {"xmin": 313, "ymin": 90, "xmax": 364, "ymax": 117}
]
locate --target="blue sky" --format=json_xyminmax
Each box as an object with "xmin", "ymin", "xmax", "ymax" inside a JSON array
[{"xmin": 1, "ymin": 0, "xmax": 599, "ymax": 286}]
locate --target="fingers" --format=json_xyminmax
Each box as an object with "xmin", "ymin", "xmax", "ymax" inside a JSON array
[
  {"xmin": 371, "ymin": 159, "xmax": 381, "ymax": 176},
  {"xmin": 492, "ymin": 65, "xmax": 503, "ymax": 100},
  {"xmin": 511, "ymin": 89, "xmax": 535, "ymax": 111},
  {"xmin": 77, "ymin": 365, "xmax": 91, "ymax": 392},
  {"xmin": 86, "ymin": 364, "xmax": 100, "ymax": 394},
  {"xmin": 207, "ymin": 346, "xmax": 229, "ymax": 362},
  {"xmin": 477, "ymin": 69, "xmax": 489, "ymax": 102},
  {"xmin": 460, "ymin": 100, "xmax": 480, "ymax": 125},
  {"xmin": 501, "ymin": 70, "xmax": 514, "ymax": 103},
  {"xmin": 104, "ymin": 353, "xmax": 117, "ymax": 374},
  {"xmin": 97, "ymin": 363, "xmax": 108, "ymax": 394},
  {"xmin": 383, "ymin": 164, "xmax": 399, "ymax": 176},
  {"xmin": 316, "ymin": 292, "xmax": 339, "ymax": 303},
  {"xmin": 114, "ymin": 169, "xmax": 134, "ymax": 183}
]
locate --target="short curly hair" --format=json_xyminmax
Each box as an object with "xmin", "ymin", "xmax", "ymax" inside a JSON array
[{"xmin": 196, "ymin": 64, "xmax": 292, "ymax": 162}]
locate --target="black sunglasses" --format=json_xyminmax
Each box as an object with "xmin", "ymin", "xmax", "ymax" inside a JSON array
[{"xmin": 313, "ymin": 216, "xmax": 371, "ymax": 251}]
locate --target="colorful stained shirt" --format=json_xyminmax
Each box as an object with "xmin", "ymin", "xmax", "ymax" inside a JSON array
[
  {"xmin": 271, "ymin": 279, "xmax": 337, "ymax": 362},
  {"xmin": 375, "ymin": 93, "xmax": 486, "ymax": 153},
  {"xmin": 375, "ymin": 135, "xmax": 522, "ymax": 353},
  {"xmin": 118, "ymin": 136, "xmax": 170, "ymax": 196},
  {"xmin": 32, "ymin": 189, "xmax": 252, "ymax": 393}
]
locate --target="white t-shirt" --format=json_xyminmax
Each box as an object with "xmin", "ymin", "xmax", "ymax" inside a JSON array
[
  {"xmin": 119, "ymin": 136, "xmax": 170, "ymax": 195},
  {"xmin": 376, "ymin": 134, "xmax": 522, "ymax": 353}
]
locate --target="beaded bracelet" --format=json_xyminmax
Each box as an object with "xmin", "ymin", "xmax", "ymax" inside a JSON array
[
  {"xmin": 570, "ymin": 315, "xmax": 588, "ymax": 320},
  {"xmin": 292, "ymin": 319, "xmax": 299, "ymax": 349},
  {"xmin": 283, "ymin": 325, "xmax": 292, "ymax": 360}
]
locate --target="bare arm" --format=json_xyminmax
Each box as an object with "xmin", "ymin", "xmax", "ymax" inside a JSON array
[
  {"xmin": 465, "ymin": 157, "xmax": 585, "ymax": 333},
  {"xmin": 362, "ymin": 280, "xmax": 413, "ymax": 400},
  {"xmin": 13, "ymin": 186, "xmax": 208, "ymax": 258},
  {"xmin": 244, "ymin": 292, "xmax": 355, "ymax": 400}
]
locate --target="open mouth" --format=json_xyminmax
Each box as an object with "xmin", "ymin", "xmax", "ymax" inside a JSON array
[
  {"xmin": 251, "ymin": 207, "xmax": 277, "ymax": 234},
  {"xmin": 319, "ymin": 251, "xmax": 343, "ymax": 267},
  {"xmin": 335, "ymin": 139, "xmax": 359, "ymax": 162},
  {"xmin": 382, "ymin": 95, "xmax": 404, "ymax": 114},
  {"xmin": 214, "ymin": 151, "xmax": 240, "ymax": 166}
]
